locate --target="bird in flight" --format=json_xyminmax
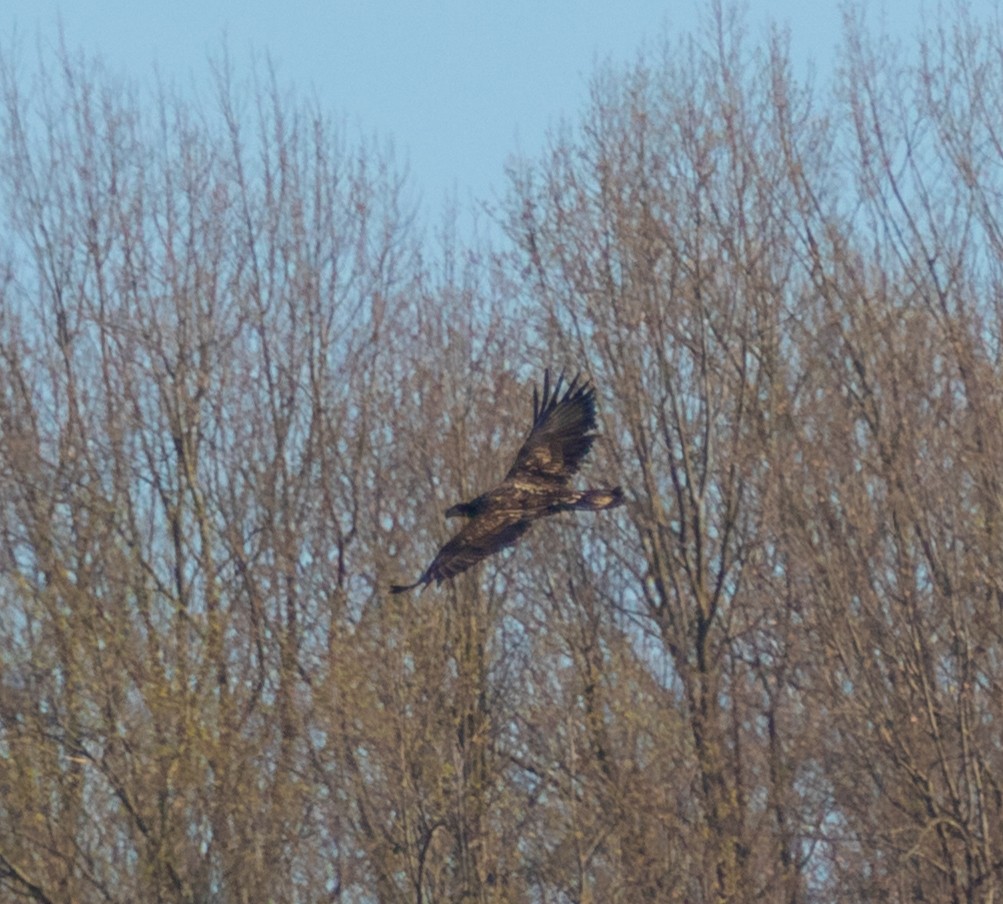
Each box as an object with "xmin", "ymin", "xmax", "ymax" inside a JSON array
[{"xmin": 390, "ymin": 370, "xmax": 623, "ymax": 593}]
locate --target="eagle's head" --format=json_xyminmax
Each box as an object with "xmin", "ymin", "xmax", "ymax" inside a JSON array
[{"xmin": 445, "ymin": 497, "xmax": 486, "ymax": 519}]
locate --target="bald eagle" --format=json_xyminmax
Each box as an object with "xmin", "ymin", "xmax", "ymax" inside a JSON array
[{"xmin": 390, "ymin": 370, "xmax": 623, "ymax": 593}]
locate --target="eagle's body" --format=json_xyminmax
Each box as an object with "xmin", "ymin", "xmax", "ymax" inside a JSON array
[{"xmin": 390, "ymin": 370, "xmax": 623, "ymax": 593}]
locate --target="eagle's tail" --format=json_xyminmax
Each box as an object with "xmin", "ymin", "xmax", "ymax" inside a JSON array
[{"xmin": 574, "ymin": 486, "xmax": 625, "ymax": 511}]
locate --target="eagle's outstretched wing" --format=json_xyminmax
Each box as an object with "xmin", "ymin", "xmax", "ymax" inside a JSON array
[
  {"xmin": 389, "ymin": 516, "xmax": 531, "ymax": 594},
  {"xmin": 504, "ymin": 370, "xmax": 597, "ymax": 484},
  {"xmin": 390, "ymin": 368, "xmax": 620, "ymax": 594}
]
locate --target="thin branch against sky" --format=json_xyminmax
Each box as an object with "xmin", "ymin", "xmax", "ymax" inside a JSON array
[{"xmin": 4, "ymin": 0, "xmax": 973, "ymax": 211}]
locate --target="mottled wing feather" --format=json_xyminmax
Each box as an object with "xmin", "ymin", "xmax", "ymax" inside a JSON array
[
  {"xmin": 390, "ymin": 368, "xmax": 610, "ymax": 594},
  {"xmin": 422, "ymin": 517, "xmax": 532, "ymax": 584},
  {"xmin": 505, "ymin": 369, "xmax": 598, "ymax": 484}
]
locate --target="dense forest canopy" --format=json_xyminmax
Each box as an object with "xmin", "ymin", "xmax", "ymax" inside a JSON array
[{"xmin": 2, "ymin": 5, "xmax": 1002, "ymax": 901}]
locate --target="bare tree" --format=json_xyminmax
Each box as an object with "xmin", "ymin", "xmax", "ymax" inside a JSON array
[
  {"xmin": 505, "ymin": 3, "xmax": 1003, "ymax": 901},
  {"xmin": 505, "ymin": 7, "xmax": 819, "ymax": 899},
  {"xmin": 0, "ymin": 42, "xmax": 421, "ymax": 903},
  {"xmin": 775, "ymin": 13, "xmax": 1003, "ymax": 899},
  {"xmin": 4, "ymin": 4, "xmax": 1003, "ymax": 902}
]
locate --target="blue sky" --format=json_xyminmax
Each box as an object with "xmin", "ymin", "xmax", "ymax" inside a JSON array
[{"xmin": 4, "ymin": 1, "xmax": 994, "ymax": 214}]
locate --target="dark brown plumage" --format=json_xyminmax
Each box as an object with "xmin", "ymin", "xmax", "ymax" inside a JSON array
[{"xmin": 390, "ymin": 370, "xmax": 624, "ymax": 593}]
